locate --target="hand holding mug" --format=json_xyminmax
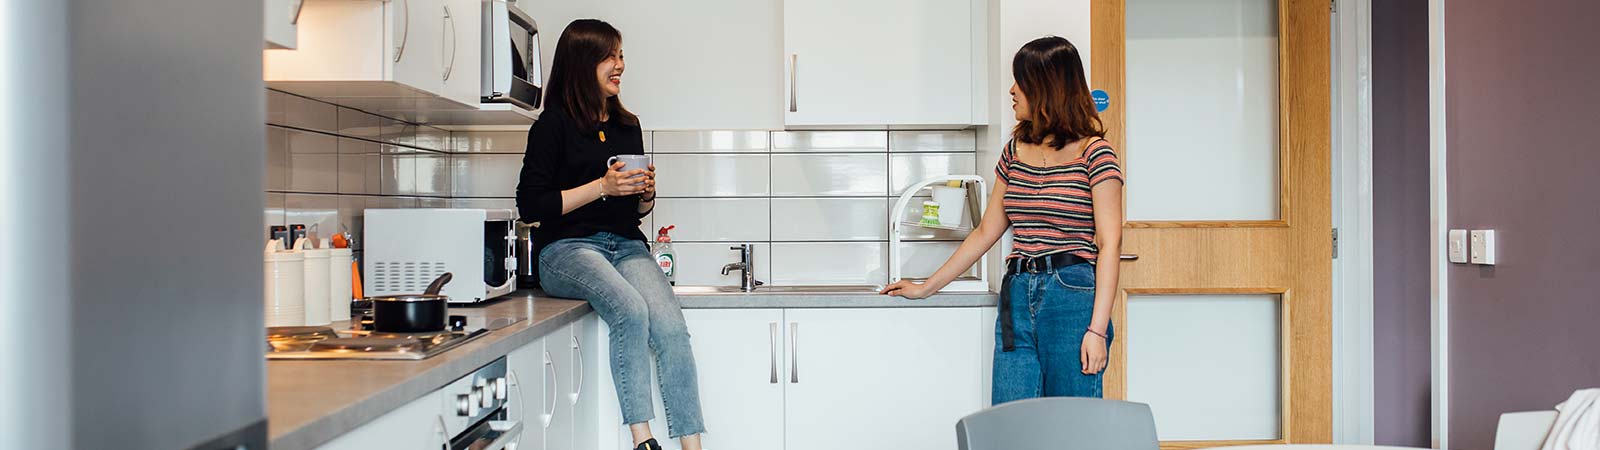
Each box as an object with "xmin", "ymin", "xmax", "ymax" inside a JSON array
[{"xmin": 601, "ymin": 155, "xmax": 653, "ymax": 197}]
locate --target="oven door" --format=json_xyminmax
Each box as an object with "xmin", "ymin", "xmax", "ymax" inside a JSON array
[
  {"xmin": 449, "ymin": 413, "xmax": 523, "ymax": 450},
  {"xmin": 482, "ymin": 0, "xmax": 541, "ymax": 109}
]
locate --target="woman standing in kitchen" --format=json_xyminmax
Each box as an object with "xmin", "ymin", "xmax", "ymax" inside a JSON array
[
  {"xmin": 516, "ymin": 19, "xmax": 703, "ymax": 450},
  {"xmin": 882, "ymin": 36, "xmax": 1123, "ymax": 404}
]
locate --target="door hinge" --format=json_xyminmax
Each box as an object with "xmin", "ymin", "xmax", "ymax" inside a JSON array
[
  {"xmin": 1332, "ymin": 228, "xmax": 1340, "ymax": 259},
  {"xmin": 1331, "ymin": 0, "xmax": 1338, "ymax": 13}
]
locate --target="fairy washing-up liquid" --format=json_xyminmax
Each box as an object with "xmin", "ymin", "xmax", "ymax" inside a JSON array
[{"xmin": 652, "ymin": 225, "xmax": 676, "ymax": 285}]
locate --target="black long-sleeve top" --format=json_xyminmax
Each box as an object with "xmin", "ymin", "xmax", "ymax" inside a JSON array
[{"xmin": 515, "ymin": 102, "xmax": 649, "ymax": 255}]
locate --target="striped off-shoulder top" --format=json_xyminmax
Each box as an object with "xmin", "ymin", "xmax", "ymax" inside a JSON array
[{"xmin": 995, "ymin": 137, "xmax": 1124, "ymax": 262}]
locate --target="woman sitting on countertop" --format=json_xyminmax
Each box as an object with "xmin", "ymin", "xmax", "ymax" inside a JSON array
[
  {"xmin": 515, "ymin": 19, "xmax": 704, "ymax": 450},
  {"xmin": 882, "ymin": 36, "xmax": 1124, "ymax": 404}
]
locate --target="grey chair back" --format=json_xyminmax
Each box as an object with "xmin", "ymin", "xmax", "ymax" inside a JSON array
[{"xmin": 956, "ymin": 397, "xmax": 1160, "ymax": 450}]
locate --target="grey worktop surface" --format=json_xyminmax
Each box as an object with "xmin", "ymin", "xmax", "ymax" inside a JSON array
[
  {"xmin": 266, "ymin": 287, "xmax": 995, "ymax": 449},
  {"xmin": 674, "ymin": 289, "xmax": 998, "ymax": 308},
  {"xmin": 266, "ymin": 293, "xmax": 591, "ymax": 450}
]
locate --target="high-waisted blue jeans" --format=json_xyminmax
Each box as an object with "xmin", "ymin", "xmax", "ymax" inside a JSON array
[
  {"xmin": 993, "ymin": 261, "xmax": 1114, "ymax": 405},
  {"xmin": 539, "ymin": 232, "xmax": 705, "ymax": 437}
]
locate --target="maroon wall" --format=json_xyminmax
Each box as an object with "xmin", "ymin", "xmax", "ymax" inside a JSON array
[
  {"xmin": 1446, "ymin": 0, "xmax": 1600, "ymax": 448},
  {"xmin": 1372, "ymin": 0, "xmax": 1432, "ymax": 446}
]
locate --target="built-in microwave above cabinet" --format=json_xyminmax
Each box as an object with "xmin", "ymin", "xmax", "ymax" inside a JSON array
[
  {"xmin": 264, "ymin": 0, "xmax": 537, "ymax": 125},
  {"xmin": 482, "ymin": 0, "xmax": 543, "ymax": 110}
]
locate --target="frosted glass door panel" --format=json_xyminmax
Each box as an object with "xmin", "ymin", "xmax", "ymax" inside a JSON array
[
  {"xmin": 1125, "ymin": 294, "xmax": 1281, "ymax": 440},
  {"xmin": 1125, "ymin": 0, "xmax": 1280, "ymax": 221}
]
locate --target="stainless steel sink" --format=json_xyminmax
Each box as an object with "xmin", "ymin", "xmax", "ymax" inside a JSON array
[{"xmin": 673, "ymin": 285, "xmax": 884, "ymax": 295}]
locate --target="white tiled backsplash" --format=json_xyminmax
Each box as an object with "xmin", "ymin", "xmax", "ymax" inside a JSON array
[{"xmin": 266, "ymin": 89, "xmax": 979, "ymax": 287}]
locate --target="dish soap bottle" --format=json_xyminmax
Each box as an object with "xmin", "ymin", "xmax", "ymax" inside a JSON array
[{"xmin": 653, "ymin": 225, "xmax": 677, "ymax": 285}]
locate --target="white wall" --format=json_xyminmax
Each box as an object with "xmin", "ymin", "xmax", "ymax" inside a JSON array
[{"xmin": 977, "ymin": 0, "xmax": 1094, "ymax": 288}]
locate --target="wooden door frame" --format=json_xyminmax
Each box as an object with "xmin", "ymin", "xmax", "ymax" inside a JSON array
[{"xmin": 1092, "ymin": 0, "xmax": 1333, "ymax": 446}]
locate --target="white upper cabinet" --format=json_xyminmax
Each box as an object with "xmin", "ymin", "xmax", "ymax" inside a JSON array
[
  {"xmin": 784, "ymin": 0, "xmax": 976, "ymax": 128},
  {"xmin": 518, "ymin": 0, "xmax": 786, "ymax": 130},
  {"xmin": 264, "ymin": 0, "xmax": 463, "ymax": 106},
  {"xmin": 439, "ymin": 0, "xmax": 482, "ymax": 107}
]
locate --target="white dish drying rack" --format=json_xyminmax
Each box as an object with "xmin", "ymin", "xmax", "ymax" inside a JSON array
[{"xmin": 889, "ymin": 175, "xmax": 989, "ymax": 292}]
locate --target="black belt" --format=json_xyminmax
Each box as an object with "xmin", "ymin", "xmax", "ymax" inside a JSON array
[{"xmin": 999, "ymin": 253, "xmax": 1090, "ymax": 352}]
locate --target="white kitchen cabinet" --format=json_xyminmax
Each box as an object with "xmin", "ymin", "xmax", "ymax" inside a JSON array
[
  {"xmin": 575, "ymin": 314, "xmax": 604, "ymax": 450},
  {"xmin": 546, "ymin": 323, "xmax": 577, "ymax": 450},
  {"xmin": 315, "ymin": 387, "xmax": 446, "ymax": 450},
  {"xmin": 264, "ymin": 0, "xmax": 302, "ymax": 49},
  {"xmin": 783, "ymin": 0, "xmax": 976, "ymax": 127},
  {"xmin": 589, "ymin": 307, "xmax": 987, "ymax": 450},
  {"xmin": 519, "ymin": 0, "xmax": 785, "ymax": 130},
  {"xmin": 688, "ymin": 309, "xmax": 788, "ymax": 450},
  {"xmin": 264, "ymin": 0, "xmax": 460, "ymax": 105},
  {"xmin": 439, "ymin": 0, "xmax": 483, "ymax": 107},
  {"xmin": 783, "ymin": 307, "xmax": 985, "ymax": 450},
  {"xmin": 507, "ymin": 334, "xmax": 549, "ymax": 450}
]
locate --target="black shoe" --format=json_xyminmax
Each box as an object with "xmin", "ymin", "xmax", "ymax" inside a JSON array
[{"xmin": 633, "ymin": 438, "xmax": 662, "ymax": 450}]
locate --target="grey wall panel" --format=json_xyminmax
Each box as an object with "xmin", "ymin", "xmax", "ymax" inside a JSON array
[
  {"xmin": 68, "ymin": 1, "xmax": 267, "ymax": 449},
  {"xmin": 1371, "ymin": 0, "xmax": 1432, "ymax": 446},
  {"xmin": 1445, "ymin": 0, "xmax": 1600, "ymax": 448}
]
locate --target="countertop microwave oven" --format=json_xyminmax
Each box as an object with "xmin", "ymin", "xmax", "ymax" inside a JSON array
[{"xmin": 364, "ymin": 208, "xmax": 516, "ymax": 304}]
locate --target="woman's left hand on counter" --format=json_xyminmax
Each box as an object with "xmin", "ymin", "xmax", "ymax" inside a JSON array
[{"xmin": 880, "ymin": 279, "xmax": 933, "ymax": 299}]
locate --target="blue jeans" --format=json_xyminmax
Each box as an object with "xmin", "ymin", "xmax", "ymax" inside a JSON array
[
  {"xmin": 538, "ymin": 232, "xmax": 706, "ymax": 438},
  {"xmin": 993, "ymin": 262, "xmax": 1114, "ymax": 405}
]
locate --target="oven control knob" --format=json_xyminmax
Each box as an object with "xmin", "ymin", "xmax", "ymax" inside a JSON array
[
  {"xmin": 470, "ymin": 386, "xmax": 486, "ymax": 411},
  {"xmin": 478, "ymin": 385, "xmax": 494, "ymax": 408},
  {"xmin": 455, "ymin": 394, "xmax": 471, "ymax": 416},
  {"xmin": 493, "ymin": 377, "xmax": 508, "ymax": 400}
]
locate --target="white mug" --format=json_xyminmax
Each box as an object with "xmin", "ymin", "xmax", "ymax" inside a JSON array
[
  {"xmin": 606, "ymin": 154, "xmax": 651, "ymax": 173},
  {"xmin": 606, "ymin": 154, "xmax": 652, "ymax": 187}
]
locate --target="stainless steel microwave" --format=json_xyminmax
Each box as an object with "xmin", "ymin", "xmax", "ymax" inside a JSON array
[{"xmin": 481, "ymin": 0, "xmax": 542, "ymax": 109}]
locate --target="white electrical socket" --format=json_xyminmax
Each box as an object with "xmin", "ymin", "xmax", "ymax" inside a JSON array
[
  {"xmin": 1470, "ymin": 230, "xmax": 1496, "ymax": 265},
  {"xmin": 1448, "ymin": 229, "xmax": 1468, "ymax": 263}
]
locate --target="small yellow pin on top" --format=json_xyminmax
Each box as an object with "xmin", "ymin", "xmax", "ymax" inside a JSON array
[{"xmin": 599, "ymin": 131, "xmax": 607, "ymax": 142}]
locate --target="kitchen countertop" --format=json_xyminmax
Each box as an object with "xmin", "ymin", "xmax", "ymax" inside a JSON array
[
  {"xmin": 674, "ymin": 289, "xmax": 998, "ymax": 308},
  {"xmin": 266, "ymin": 293, "xmax": 590, "ymax": 450},
  {"xmin": 266, "ymin": 287, "xmax": 994, "ymax": 449}
]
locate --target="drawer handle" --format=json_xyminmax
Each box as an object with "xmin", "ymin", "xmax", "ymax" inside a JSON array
[
  {"xmin": 543, "ymin": 351, "xmax": 556, "ymax": 428},
  {"xmin": 789, "ymin": 322, "xmax": 799, "ymax": 383},
  {"xmin": 571, "ymin": 335, "xmax": 584, "ymax": 405},
  {"xmin": 769, "ymin": 322, "xmax": 779, "ymax": 384},
  {"xmin": 788, "ymin": 54, "xmax": 798, "ymax": 113}
]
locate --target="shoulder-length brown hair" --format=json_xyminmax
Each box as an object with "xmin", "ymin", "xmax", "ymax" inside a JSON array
[
  {"xmin": 544, "ymin": 19, "xmax": 638, "ymax": 134},
  {"xmin": 1011, "ymin": 36, "xmax": 1103, "ymax": 150}
]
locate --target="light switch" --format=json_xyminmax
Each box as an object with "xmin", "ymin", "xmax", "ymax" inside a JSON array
[
  {"xmin": 1448, "ymin": 229, "xmax": 1468, "ymax": 263},
  {"xmin": 1470, "ymin": 230, "xmax": 1496, "ymax": 265}
]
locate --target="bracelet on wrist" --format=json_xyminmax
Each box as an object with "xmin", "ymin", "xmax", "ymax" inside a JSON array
[{"xmin": 1085, "ymin": 328, "xmax": 1108, "ymax": 340}]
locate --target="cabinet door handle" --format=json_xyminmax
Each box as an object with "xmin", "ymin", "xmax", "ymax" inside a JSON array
[
  {"xmin": 434, "ymin": 415, "xmax": 450, "ymax": 450},
  {"xmin": 393, "ymin": 0, "xmax": 410, "ymax": 63},
  {"xmin": 788, "ymin": 54, "xmax": 798, "ymax": 113},
  {"xmin": 571, "ymin": 335, "xmax": 584, "ymax": 405},
  {"xmin": 543, "ymin": 350, "xmax": 556, "ymax": 428},
  {"xmin": 789, "ymin": 322, "xmax": 799, "ymax": 383},
  {"xmin": 442, "ymin": 4, "xmax": 456, "ymax": 81},
  {"xmin": 1120, "ymin": 254, "xmax": 1139, "ymax": 261},
  {"xmin": 768, "ymin": 322, "xmax": 779, "ymax": 384}
]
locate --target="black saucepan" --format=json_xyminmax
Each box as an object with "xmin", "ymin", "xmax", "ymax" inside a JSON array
[{"xmin": 369, "ymin": 272, "xmax": 452, "ymax": 333}]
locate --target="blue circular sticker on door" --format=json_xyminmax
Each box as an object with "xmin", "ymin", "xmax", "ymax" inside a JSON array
[{"xmin": 1091, "ymin": 89, "xmax": 1110, "ymax": 112}]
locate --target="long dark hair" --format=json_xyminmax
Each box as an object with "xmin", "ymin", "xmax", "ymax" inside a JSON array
[
  {"xmin": 1011, "ymin": 36, "xmax": 1103, "ymax": 150},
  {"xmin": 544, "ymin": 19, "xmax": 638, "ymax": 134}
]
